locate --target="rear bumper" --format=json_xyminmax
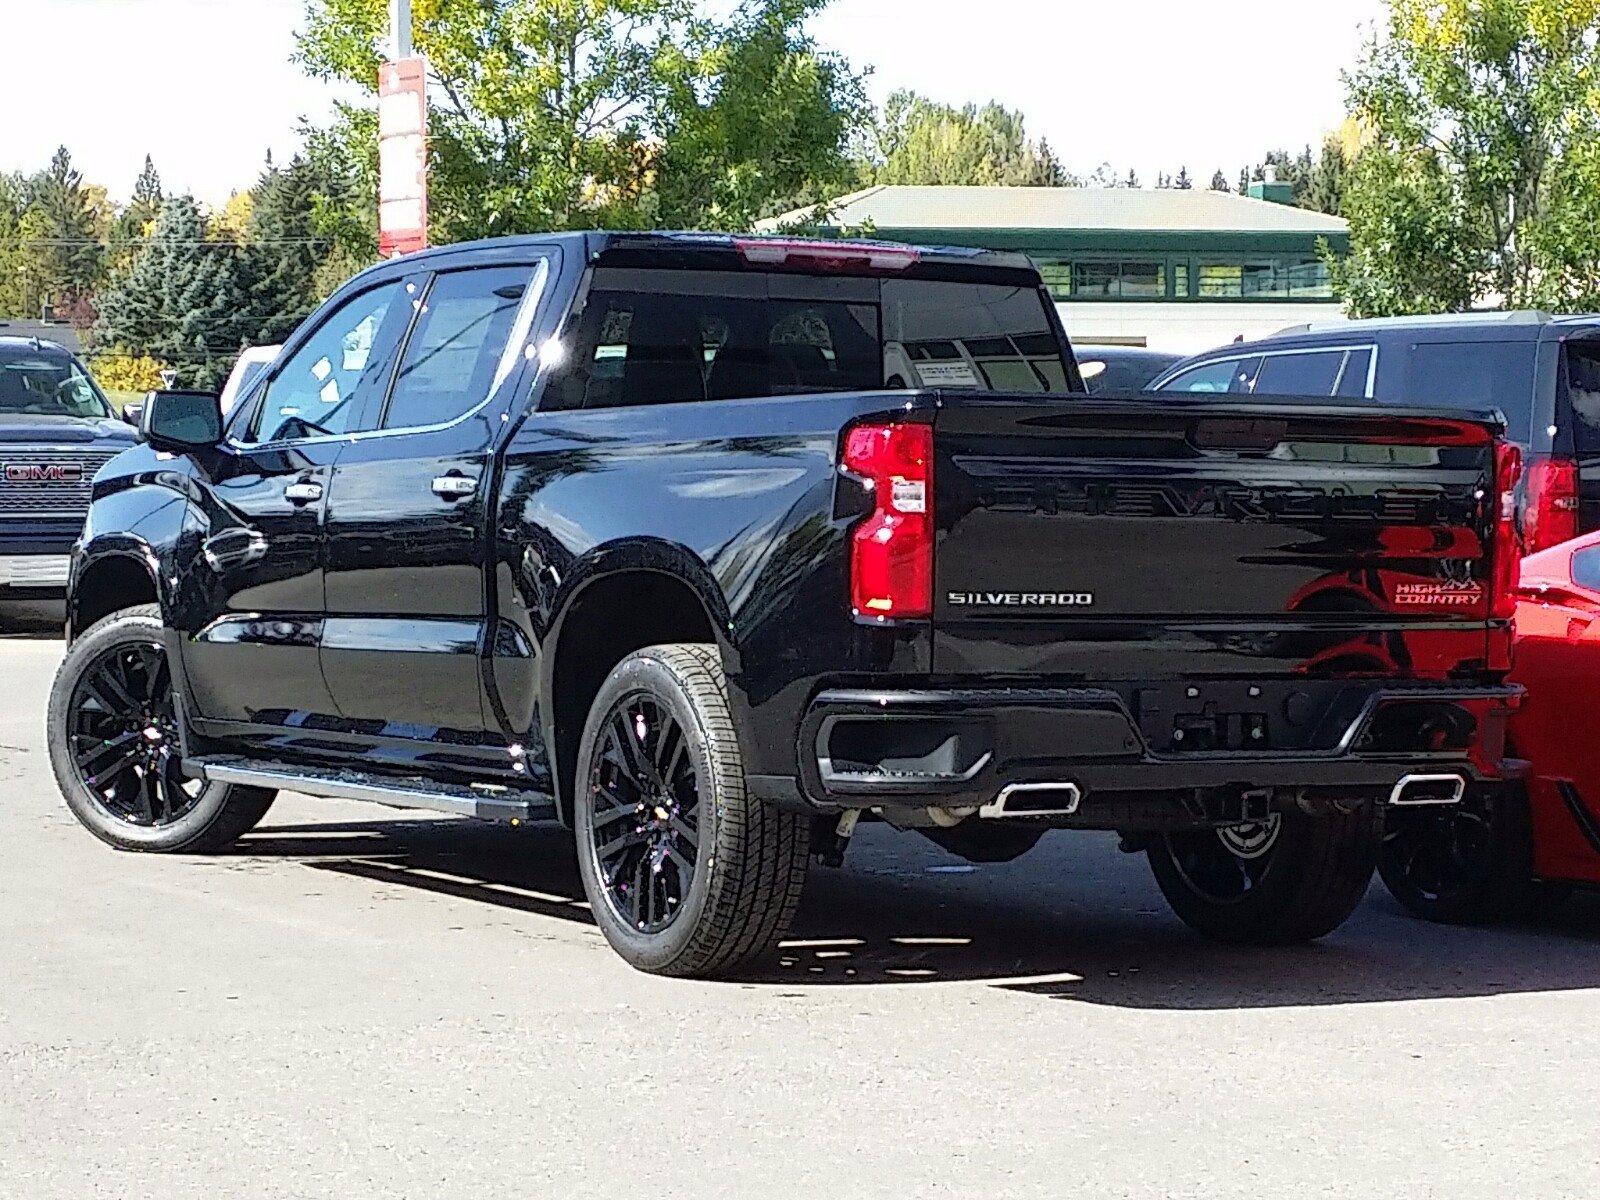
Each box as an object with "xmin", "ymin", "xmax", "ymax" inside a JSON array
[{"xmin": 784, "ymin": 682, "xmax": 1521, "ymax": 818}]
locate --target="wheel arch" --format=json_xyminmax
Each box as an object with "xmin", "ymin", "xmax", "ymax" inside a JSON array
[
  {"xmin": 69, "ymin": 542, "xmax": 163, "ymax": 643},
  {"xmin": 540, "ymin": 543, "xmax": 734, "ymax": 825}
]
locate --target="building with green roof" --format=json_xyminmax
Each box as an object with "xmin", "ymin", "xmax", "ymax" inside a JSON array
[{"xmin": 762, "ymin": 183, "xmax": 1350, "ymax": 355}]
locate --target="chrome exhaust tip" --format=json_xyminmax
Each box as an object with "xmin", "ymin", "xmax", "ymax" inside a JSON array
[
  {"xmin": 1388, "ymin": 773, "xmax": 1468, "ymax": 807},
  {"xmin": 979, "ymin": 782, "xmax": 1082, "ymax": 819}
]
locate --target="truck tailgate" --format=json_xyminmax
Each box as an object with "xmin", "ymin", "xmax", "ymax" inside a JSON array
[{"xmin": 932, "ymin": 394, "xmax": 1504, "ymax": 679}]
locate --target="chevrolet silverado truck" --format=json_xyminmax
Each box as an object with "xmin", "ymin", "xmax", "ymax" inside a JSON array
[
  {"xmin": 46, "ymin": 233, "xmax": 1521, "ymax": 977},
  {"xmin": 0, "ymin": 337, "xmax": 135, "ymax": 603}
]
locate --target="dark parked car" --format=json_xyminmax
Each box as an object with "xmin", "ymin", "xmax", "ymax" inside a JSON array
[
  {"xmin": 1075, "ymin": 345, "xmax": 1182, "ymax": 393},
  {"xmin": 48, "ymin": 233, "xmax": 1520, "ymax": 976},
  {"xmin": 0, "ymin": 337, "xmax": 136, "ymax": 601}
]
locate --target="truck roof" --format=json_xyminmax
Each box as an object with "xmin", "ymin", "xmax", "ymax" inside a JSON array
[{"xmin": 354, "ymin": 231, "xmax": 1042, "ymax": 286}]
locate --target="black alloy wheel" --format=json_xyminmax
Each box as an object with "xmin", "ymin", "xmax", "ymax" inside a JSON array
[
  {"xmin": 587, "ymin": 691, "xmax": 701, "ymax": 934},
  {"xmin": 1161, "ymin": 815, "xmax": 1284, "ymax": 906},
  {"xmin": 65, "ymin": 639, "xmax": 199, "ymax": 827}
]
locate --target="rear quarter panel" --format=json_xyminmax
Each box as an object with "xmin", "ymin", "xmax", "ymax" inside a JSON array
[{"xmin": 494, "ymin": 392, "xmax": 933, "ymax": 778}]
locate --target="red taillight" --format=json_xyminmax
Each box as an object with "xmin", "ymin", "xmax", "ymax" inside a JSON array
[
  {"xmin": 1491, "ymin": 440, "xmax": 1523, "ymax": 624},
  {"xmin": 842, "ymin": 422, "xmax": 933, "ymax": 619},
  {"xmin": 733, "ymin": 237, "xmax": 920, "ymax": 272},
  {"xmin": 1524, "ymin": 455, "xmax": 1580, "ymax": 553}
]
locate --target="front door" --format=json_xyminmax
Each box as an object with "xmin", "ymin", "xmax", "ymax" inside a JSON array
[
  {"xmin": 177, "ymin": 277, "xmax": 412, "ymax": 736},
  {"xmin": 320, "ymin": 255, "xmax": 554, "ymax": 735}
]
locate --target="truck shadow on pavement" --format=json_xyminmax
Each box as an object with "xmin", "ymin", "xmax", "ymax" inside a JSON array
[{"xmin": 232, "ymin": 816, "xmax": 1600, "ymax": 1009}]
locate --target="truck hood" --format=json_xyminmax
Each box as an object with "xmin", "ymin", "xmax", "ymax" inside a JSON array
[{"xmin": 0, "ymin": 414, "xmax": 138, "ymax": 446}]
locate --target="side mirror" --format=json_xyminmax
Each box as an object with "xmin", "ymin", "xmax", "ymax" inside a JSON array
[
  {"xmin": 139, "ymin": 389, "xmax": 223, "ymax": 453},
  {"xmin": 121, "ymin": 396, "xmax": 145, "ymax": 426}
]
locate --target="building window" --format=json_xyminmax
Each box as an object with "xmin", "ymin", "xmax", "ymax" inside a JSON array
[
  {"xmin": 1066, "ymin": 261, "xmax": 1167, "ymax": 299},
  {"xmin": 1037, "ymin": 262, "xmax": 1072, "ymax": 301},
  {"xmin": 1173, "ymin": 263, "xmax": 1189, "ymax": 298},
  {"xmin": 1200, "ymin": 259, "xmax": 1332, "ymax": 300}
]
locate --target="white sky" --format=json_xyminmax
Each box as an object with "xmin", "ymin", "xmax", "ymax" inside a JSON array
[{"xmin": 3, "ymin": 0, "xmax": 1389, "ymax": 205}]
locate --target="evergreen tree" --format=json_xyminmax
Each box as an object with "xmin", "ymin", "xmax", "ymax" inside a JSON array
[
  {"xmin": 1238, "ymin": 167, "xmax": 1251, "ymax": 195},
  {"xmin": 0, "ymin": 174, "xmax": 27, "ymax": 317},
  {"xmin": 1305, "ymin": 137, "xmax": 1348, "ymax": 216},
  {"xmin": 1174, "ymin": 166, "xmax": 1193, "ymax": 190},
  {"xmin": 1124, "ymin": 168, "xmax": 1140, "ymax": 188},
  {"xmin": 122, "ymin": 156, "xmax": 163, "ymax": 236},
  {"xmin": 1209, "ymin": 169, "xmax": 1230, "ymax": 192},
  {"xmin": 95, "ymin": 197, "xmax": 246, "ymax": 389},
  {"xmin": 240, "ymin": 156, "xmax": 328, "ymax": 345},
  {"xmin": 22, "ymin": 146, "xmax": 102, "ymax": 312}
]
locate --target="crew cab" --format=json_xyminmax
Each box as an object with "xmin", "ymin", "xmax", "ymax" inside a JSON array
[
  {"xmin": 48, "ymin": 234, "xmax": 1521, "ymax": 977},
  {"xmin": 0, "ymin": 337, "xmax": 136, "ymax": 602}
]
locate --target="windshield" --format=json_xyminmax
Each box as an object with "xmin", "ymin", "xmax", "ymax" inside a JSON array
[{"xmin": 0, "ymin": 346, "xmax": 113, "ymax": 419}]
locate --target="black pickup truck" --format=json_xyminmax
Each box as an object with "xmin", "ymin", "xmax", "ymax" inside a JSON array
[{"xmin": 47, "ymin": 233, "xmax": 1521, "ymax": 976}]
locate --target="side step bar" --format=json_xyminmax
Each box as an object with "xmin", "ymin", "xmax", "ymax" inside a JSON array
[{"xmin": 186, "ymin": 757, "xmax": 556, "ymax": 823}]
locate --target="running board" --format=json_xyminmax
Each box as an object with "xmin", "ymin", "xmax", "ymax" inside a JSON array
[{"xmin": 185, "ymin": 757, "xmax": 556, "ymax": 823}]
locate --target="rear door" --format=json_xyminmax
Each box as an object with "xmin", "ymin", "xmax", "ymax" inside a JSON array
[
  {"xmin": 319, "ymin": 253, "xmax": 555, "ymax": 734},
  {"xmin": 931, "ymin": 397, "xmax": 1499, "ymax": 682}
]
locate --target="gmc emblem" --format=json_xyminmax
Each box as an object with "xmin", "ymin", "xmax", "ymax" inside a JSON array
[{"xmin": 4, "ymin": 464, "xmax": 83, "ymax": 483}]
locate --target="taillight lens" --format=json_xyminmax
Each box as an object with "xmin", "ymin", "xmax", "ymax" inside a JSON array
[
  {"xmin": 1491, "ymin": 440, "xmax": 1523, "ymax": 623},
  {"xmin": 842, "ymin": 422, "xmax": 933, "ymax": 619},
  {"xmin": 1524, "ymin": 455, "xmax": 1580, "ymax": 553}
]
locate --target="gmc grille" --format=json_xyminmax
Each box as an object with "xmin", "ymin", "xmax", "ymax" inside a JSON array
[{"xmin": 0, "ymin": 448, "xmax": 120, "ymax": 517}]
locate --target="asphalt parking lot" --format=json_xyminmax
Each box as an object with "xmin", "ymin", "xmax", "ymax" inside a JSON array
[{"xmin": 3, "ymin": 630, "xmax": 1599, "ymax": 1199}]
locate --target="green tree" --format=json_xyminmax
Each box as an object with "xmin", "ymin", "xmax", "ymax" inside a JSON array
[
  {"xmin": 240, "ymin": 156, "xmax": 333, "ymax": 343},
  {"xmin": 1174, "ymin": 166, "xmax": 1193, "ymax": 190},
  {"xmin": 1335, "ymin": 0, "xmax": 1600, "ymax": 315},
  {"xmin": 871, "ymin": 90, "xmax": 1071, "ymax": 187},
  {"xmin": 1209, "ymin": 169, "xmax": 1230, "ymax": 192},
  {"xmin": 0, "ymin": 173, "xmax": 27, "ymax": 316},
  {"xmin": 297, "ymin": 0, "xmax": 867, "ymax": 239},
  {"xmin": 20, "ymin": 146, "xmax": 103, "ymax": 313},
  {"xmin": 1305, "ymin": 137, "xmax": 1347, "ymax": 216},
  {"xmin": 94, "ymin": 197, "xmax": 247, "ymax": 389}
]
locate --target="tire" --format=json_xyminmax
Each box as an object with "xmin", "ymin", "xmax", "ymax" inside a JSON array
[
  {"xmin": 573, "ymin": 643, "xmax": 809, "ymax": 977},
  {"xmin": 1147, "ymin": 805, "xmax": 1380, "ymax": 945},
  {"xmin": 1377, "ymin": 782, "xmax": 1544, "ymax": 924},
  {"xmin": 47, "ymin": 604, "xmax": 276, "ymax": 853}
]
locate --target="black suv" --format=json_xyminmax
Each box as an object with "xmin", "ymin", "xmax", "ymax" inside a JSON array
[{"xmin": 1149, "ymin": 312, "xmax": 1600, "ymax": 555}]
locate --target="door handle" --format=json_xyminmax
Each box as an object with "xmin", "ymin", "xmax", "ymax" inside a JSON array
[
  {"xmin": 284, "ymin": 481, "xmax": 323, "ymax": 505},
  {"xmin": 431, "ymin": 475, "xmax": 478, "ymax": 500}
]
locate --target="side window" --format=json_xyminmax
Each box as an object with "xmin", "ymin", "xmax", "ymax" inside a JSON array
[
  {"xmin": 1254, "ymin": 350, "xmax": 1346, "ymax": 396},
  {"xmin": 1158, "ymin": 357, "xmax": 1261, "ymax": 394},
  {"xmin": 382, "ymin": 262, "xmax": 547, "ymax": 430},
  {"xmin": 1336, "ymin": 348, "xmax": 1373, "ymax": 397},
  {"xmin": 557, "ymin": 280, "xmax": 881, "ymax": 409},
  {"xmin": 1407, "ymin": 340, "xmax": 1536, "ymax": 442},
  {"xmin": 1564, "ymin": 342, "xmax": 1600, "ymax": 457},
  {"xmin": 243, "ymin": 282, "xmax": 402, "ymax": 443}
]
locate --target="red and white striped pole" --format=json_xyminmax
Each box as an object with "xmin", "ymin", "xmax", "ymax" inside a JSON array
[{"xmin": 378, "ymin": 0, "xmax": 427, "ymax": 258}]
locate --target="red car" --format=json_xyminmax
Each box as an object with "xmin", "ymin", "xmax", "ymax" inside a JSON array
[{"xmin": 1380, "ymin": 532, "xmax": 1600, "ymax": 920}]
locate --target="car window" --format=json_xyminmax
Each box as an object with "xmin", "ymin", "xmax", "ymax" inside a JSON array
[
  {"xmin": 1405, "ymin": 340, "xmax": 1536, "ymax": 442},
  {"xmin": 1336, "ymin": 348, "xmax": 1373, "ymax": 397},
  {"xmin": 882, "ymin": 280, "xmax": 1072, "ymax": 393},
  {"xmin": 1564, "ymin": 342, "xmax": 1600, "ymax": 456},
  {"xmin": 1254, "ymin": 351, "xmax": 1346, "ymax": 397},
  {"xmin": 1158, "ymin": 357, "xmax": 1261, "ymax": 394},
  {"xmin": 243, "ymin": 282, "xmax": 402, "ymax": 443},
  {"xmin": 556, "ymin": 274, "xmax": 881, "ymax": 409},
  {"xmin": 381, "ymin": 262, "xmax": 547, "ymax": 430},
  {"xmin": 1573, "ymin": 546, "xmax": 1600, "ymax": 591},
  {"xmin": 0, "ymin": 348, "xmax": 112, "ymax": 418}
]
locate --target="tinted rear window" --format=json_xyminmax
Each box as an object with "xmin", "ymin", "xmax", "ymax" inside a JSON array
[
  {"xmin": 551, "ymin": 269, "xmax": 1073, "ymax": 409},
  {"xmin": 1404, "ymin": 340, "xmax": 1535, "ymax": 441}
]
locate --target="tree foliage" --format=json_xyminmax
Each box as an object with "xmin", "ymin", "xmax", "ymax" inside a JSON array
[
  {"xmin": 869, "ymin": 91, "xmax": 1071, "ymax": 187},
  {"xmin": 297, "ymin": 0, "xmax": 868, "ymax": 238},
  {"xmin": 94, "ymin": 198, "xmax": 248, "ymax": 389},
  {"xmin": 1335, "ymin": 0, "xmax": 1600, "ymax": 315}
]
